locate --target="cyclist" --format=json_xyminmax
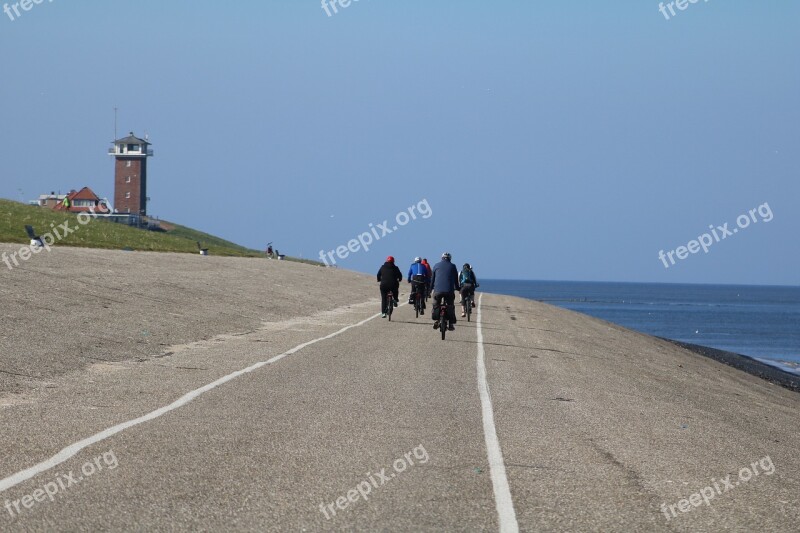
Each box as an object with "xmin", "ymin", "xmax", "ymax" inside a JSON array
[
  {"xmin": 429, "ymin": 252, "xmax": 460, "ymax": 331},
  {"xmin": 407, "ymin": 257, "xmax": 428, "ymax": 314},
  {"xmin": 421, "ymin": 258, "xmax": 432, "ymax": 297},
  {"xmin": 377, "ymin": 256, "xmax": 402, "ymax": 318},
  {"xmin": 459, "ymin": 263, "xmax": 479, "ymax": 317}
]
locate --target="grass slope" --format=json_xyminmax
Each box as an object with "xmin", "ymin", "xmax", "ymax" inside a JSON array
[{"xmin": 0, "ymin": 199, "xmax": 264, "ymax": 257}]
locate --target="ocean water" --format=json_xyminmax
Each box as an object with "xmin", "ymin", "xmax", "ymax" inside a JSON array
[{"xmin": 480, "ymin": 280, "xmax": 800, "ymax": 375}]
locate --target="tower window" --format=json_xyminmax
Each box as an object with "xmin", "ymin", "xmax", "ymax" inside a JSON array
[
  {"xmin": 126, "ymin": 161, "xmax": 132, "ymax": 168},
  {"xmin": 126, "ymin": 176, "xmax": 131, "ymax": 183},
  {"xmin": 125, "ymin": 192, "xmax": 131, "ymax": 199}
]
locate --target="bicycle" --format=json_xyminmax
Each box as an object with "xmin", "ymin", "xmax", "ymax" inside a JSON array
[
  {"xmin": 440, "ymin": 305, "xmax": 447, "ymax": 339},
  {"xmin": 434, "ymin": 295, "xmax": 451, "ymax": 340},
  {"xmin": 385, "ymin": 290, "xmax": 394, "ymax": 321},
  {"xmin": 412, "ymin": 282, "xmax": 426, "ymax": 319},
  {"xmin": 463, "ymin": 293, "xmax": 473, "ymax": 322}
]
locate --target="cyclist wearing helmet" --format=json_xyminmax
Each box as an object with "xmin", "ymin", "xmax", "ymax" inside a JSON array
[
  {"xmin": 429, "ymin": 252, "xmax": 460, "ymax": 331},
  {"xmin": 407, "ymin": 257, "xmax": 428, "ymax": 313},
  {"xmin": 377, "ymin": 256, "xmax": 402, "ymax": 318},
  {"xmin": 459, "ymin": 263, "xmax": 479, "ymax": 317}
]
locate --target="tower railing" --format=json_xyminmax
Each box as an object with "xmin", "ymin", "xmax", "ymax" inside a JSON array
[{"xmin": 108, "ymin": 148, "xmax": 154, "ymax": 156}]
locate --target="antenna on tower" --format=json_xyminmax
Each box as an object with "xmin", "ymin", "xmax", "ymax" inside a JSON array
[{"xmin": 113, "ymin": 106, "xmax": 118, "ymax": 141}]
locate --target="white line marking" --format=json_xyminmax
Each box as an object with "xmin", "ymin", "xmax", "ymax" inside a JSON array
[
  {"xmin": 0, "ymin": 312, "xmax": 381, "ymax": 494},
  {"xmin": 476, "ymin": 294, "xmax": 519, "ymax": 533}
]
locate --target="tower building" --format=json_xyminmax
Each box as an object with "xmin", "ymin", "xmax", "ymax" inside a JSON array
[{"xmin": 109, "ymin": 132, "xmax": 153, "ymax": 215}]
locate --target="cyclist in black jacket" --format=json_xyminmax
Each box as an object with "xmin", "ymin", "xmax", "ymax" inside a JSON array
[{"xmin": 377, "ymin": 256, "xmax": 402, "ymax": 318}]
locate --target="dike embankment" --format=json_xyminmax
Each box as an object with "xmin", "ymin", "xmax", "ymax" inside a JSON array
[{"xmin": 1, "ymin": 246, "xmax": 797, "ymax": 530}]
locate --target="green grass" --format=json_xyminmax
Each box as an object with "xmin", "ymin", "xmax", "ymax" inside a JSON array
[{"xmin": 0, "ymin": 199, "xmax": 312, "ymax": 260}]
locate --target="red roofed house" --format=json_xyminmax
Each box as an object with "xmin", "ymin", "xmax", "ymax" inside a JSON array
[{"xmin": 51, "ymin": 187, "xmax": 111, "ymax": 214}]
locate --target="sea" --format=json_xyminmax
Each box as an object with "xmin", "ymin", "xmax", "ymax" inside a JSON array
[{"xmin": 480, "ymin": 280, "xmax": 800, "ymax": 375}]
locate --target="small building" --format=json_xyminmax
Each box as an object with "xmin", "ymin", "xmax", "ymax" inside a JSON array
[
  {"xmin": 50, "ymin": 187, "xmax": 111, "ymax": 214},
  {"xmin": 37, "ymin": 192, "xmax": 67, "ymax": 209}
]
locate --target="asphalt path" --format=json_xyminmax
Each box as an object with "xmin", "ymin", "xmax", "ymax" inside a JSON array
[
  {"xmin": 1, "ymin": 297, "xmax": 507, "ymax": 531},
  {"xmin": 1, "ymin": 251, "xmax": 798, "ymax": 531}
]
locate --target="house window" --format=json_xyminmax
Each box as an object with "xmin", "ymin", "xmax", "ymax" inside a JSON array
[
  {"xmin": 126, "ymin": 160, "xmax": 132, "ymax": 168},
  {"xmin": 125, "ymin": 192, "xmax": 131, "ymax": 199}
]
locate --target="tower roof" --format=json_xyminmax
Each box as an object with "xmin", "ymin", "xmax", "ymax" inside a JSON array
[{"xmin": 113, "ymin": 132, "xmax": 150, "ymax": 145}]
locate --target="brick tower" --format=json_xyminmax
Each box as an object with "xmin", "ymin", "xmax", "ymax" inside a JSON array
[{"xmin": 109, "ymin": 132, "xmax": 153, "ymax": 215}]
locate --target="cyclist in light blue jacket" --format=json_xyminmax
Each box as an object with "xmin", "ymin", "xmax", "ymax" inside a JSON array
[{"xmin": 407, "ymin": 257, "xmax": 429, "ymax": 312}]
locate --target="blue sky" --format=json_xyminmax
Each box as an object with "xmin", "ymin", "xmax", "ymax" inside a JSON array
[{"xmin": 1, "ymin": 0, "xmax": 797, "ymax": 284}]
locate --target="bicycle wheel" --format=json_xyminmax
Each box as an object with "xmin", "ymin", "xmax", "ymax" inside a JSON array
[
  {"xmin": 415, "ymin": 292, "xmax": 420, "ymax": 318},
  {"xmin": 466, "ymin": 297, "xmax": 472, "ymax": 322},
  {"xmin": 440, "ymin": 304, "xmax": 446, "ymax": 340},
  {"xmin": 387, "ymin": 292, "xmax": 393, "ymax": 321}
]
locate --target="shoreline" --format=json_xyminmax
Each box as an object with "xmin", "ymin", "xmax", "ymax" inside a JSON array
[
  {"xmin": 478, "ymin": 282, "xmax": 799, "ymax": 393},
  {"xmin": 482, "ymin": 288, "xmax": 800, "ymax": 394},
  {"xmin": 659, "ymin": 338, "xmax": 800, "ymax": 393}
]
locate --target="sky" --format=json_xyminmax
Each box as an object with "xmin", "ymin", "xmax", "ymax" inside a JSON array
[{"xmin": 0, "ymin": 0, "xmax": 797, "ymax": 284}]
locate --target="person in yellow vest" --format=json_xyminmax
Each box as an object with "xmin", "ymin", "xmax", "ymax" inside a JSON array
[{"xmin": 62, "ymin": 196, "xmax": 71, "ymax": 210}]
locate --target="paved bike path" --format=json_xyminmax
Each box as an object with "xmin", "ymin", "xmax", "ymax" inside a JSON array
[
  {"xmin": 1, "ymin": 299, "xmax": 502, "ymax": 531},
  {"xmin": 1, "ymin": 293, "xmax": 798, "ymax": 531}
]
